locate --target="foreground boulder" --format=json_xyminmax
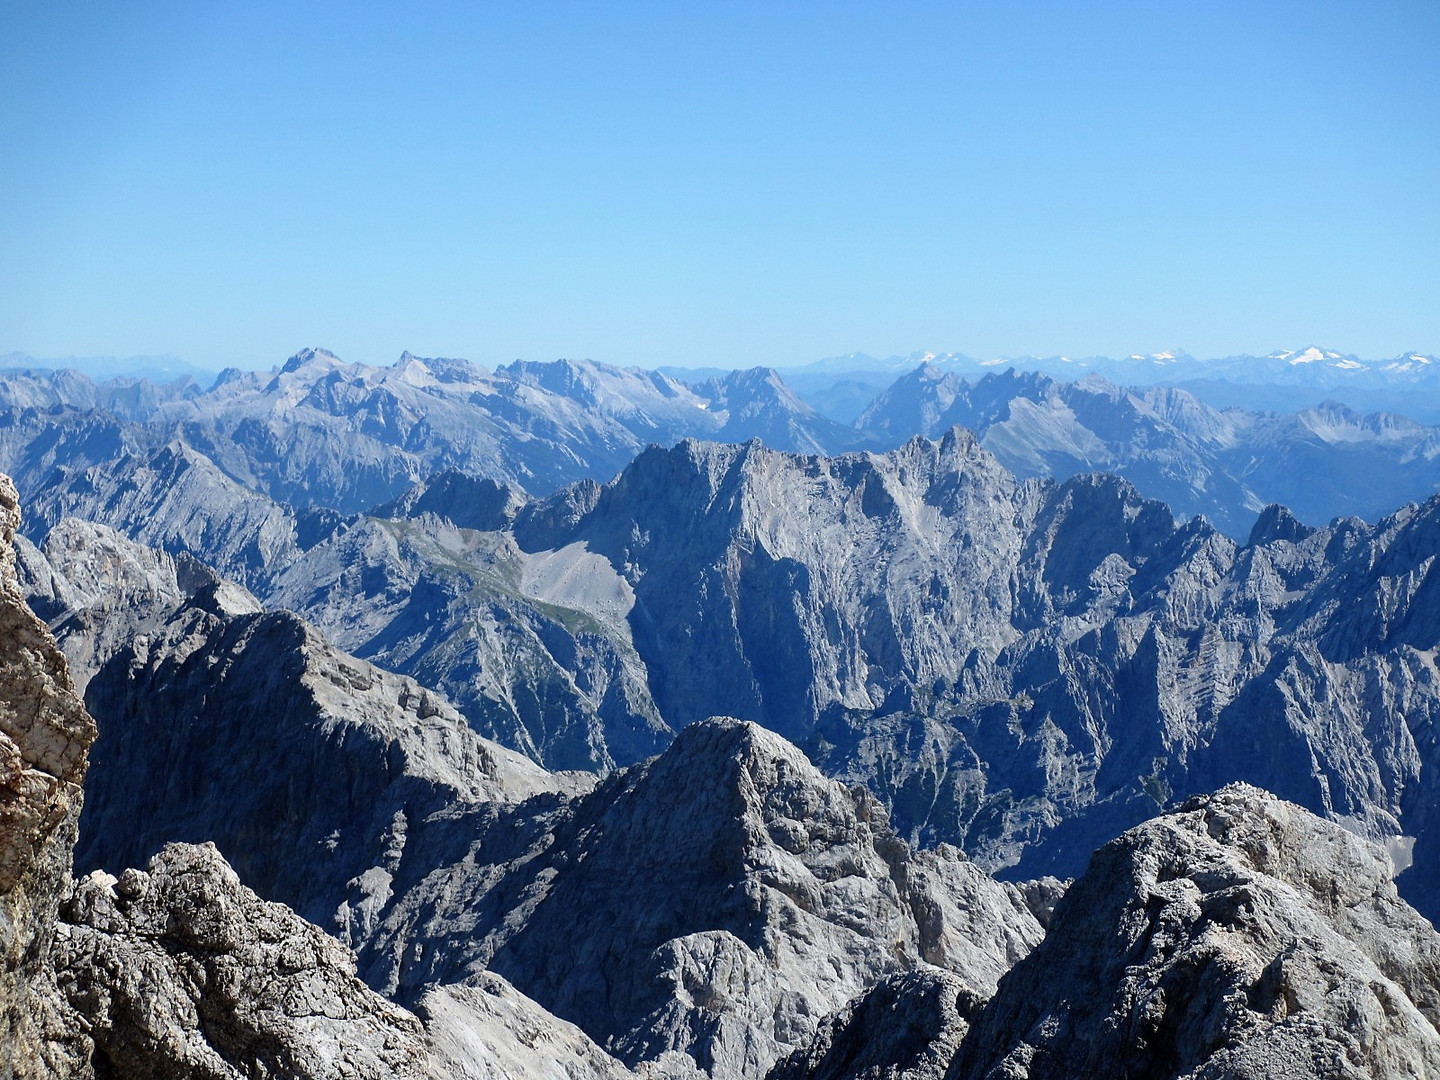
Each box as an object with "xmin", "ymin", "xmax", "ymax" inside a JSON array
[{"xmin": 947, "ymin": 784, "xmax": 1440, "ymax": 1079}]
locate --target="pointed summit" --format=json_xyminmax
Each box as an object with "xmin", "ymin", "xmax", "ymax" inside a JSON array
[{"xmin": 279, "ymin": 346, "xmax": 342, "ymax": 374}]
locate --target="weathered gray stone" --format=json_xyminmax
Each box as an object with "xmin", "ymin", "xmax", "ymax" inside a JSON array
[
  {"xmin": 418, "ymin": 973, "xmax": 637, "ymax": 1080},
  {"xmin": 947, "ymin": 784, "xmax": 1440, "ymax": 1080},
  {"xmin": 358, "ymin": 718, "xmax": 1044, "ymax": 1079},
  {"xmin": 766, "ymin": 970, "xmax": 983, "ymax": 1080},
  {"xmin": 0, "ymin": 473, "xmax": 97, "ymax": 1079},
  {"xmin": 55, "ymin": 842, "xmax": 431, "ymax": 1080}
]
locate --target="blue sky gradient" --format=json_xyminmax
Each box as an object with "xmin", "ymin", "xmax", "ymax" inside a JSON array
[{"xmin": 3, "ymin": 1, "xmax": 1437, "ymax": 370}]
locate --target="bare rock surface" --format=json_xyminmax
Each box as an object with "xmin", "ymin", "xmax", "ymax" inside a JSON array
[
  {"xmin": 67, "ymin": 584, "xmax": 581, "ymax": 940},
  {"xmin": 418, "ymin": 973, "xmax": 637, "ymax": 1080},
  {"xmin": 358, "ymin": 718, "xmax": 1043, "ymax": 1079},
  {"xmin": 261, "ymin": 510, "xmax": 672, "ymax": 771},
  {"xmin": 22, "ymin": 428, "xmax": 1440, "ymax": 923},
  {"xmin": 947, "ymin": 784, "xmax": 1440, "ymax": 1080},
  {"xmin": 14, "ymin": 458, "xmax": 1440, "ymax": 1079},
  {"xmin": 765, "ymin": 970, "xmax": 981, "ymax": 1080},
  {"xmin": 55, "ymin": 842, "xmax": 431, "ymax": 1080},
  {"xmin": 0, "ymin": 473, "xmax": 97, "ymax": 1078},
  {"xmin": 15, "ymin": 515, "xmax": 257, "ymax": 694}
]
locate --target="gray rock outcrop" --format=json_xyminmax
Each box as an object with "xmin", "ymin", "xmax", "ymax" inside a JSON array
[
  {"xmin": 356, "ymin": 718, "xmax": 1043, "ymax": 1078},
  {"xmin": 765, "ymin": 970, "xmax": 982, "ymax": 1080},
  {"xmin": 418, "ymin": 974, "xmax": 638, "ymax": 1080},
  {"xmin": 0, "ymin": 474, "xmax": 97, "ymax": 1078},
  {"xmin": 55, "ymin": 843, "xmax": 431, "ymax": 1080},
  {"xmin": 947, "ymin": 784, "xmax": 1440, "ymax": 1079}
]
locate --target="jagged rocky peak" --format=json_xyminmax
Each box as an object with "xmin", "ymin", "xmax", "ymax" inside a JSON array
[
  {"xmin": 947, "ymin": 784, "xmax": 1440, "ymax": 1079},
  {"xmin": 0, "ymin": 473, "xmax": 98, "ymax": 1078},
  {"xmin": 71, "ymin": 591, "xmax": 578, "ymax": 935},
  {"xmin": 586, "ymin": 424, "xmax": 1004, "ymax": 537},
  {"xmin": 1247, "ymin": 502, "xmax": 1316, "ymax": 546},
  {"xmin": 703, "ymin": 365, "xmax": 807, "ymax": 406},
  {"xmin": 363, "ymin": 717, "xmax": 1042, "ymax": 1079},
  {"xmin": 418, "ymin": 973, "xmax": 639, "ymax": 1080},
  {"xmin": 55, "ymin": 842, "xmax": 431, "ymax": 1080},
  {"xmin": 280, "ymin": 345, "xmax": 345, "ymax": 374},
  {"xmin": 16, "ymin": 515, "xmax": 262, "ymax": 693},
  {"xmin": 393, "ymin": 350, "xmax": 484, "ymax": 384}
]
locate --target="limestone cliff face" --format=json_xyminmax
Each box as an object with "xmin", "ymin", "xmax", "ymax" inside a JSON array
[
  {"xmin": 24, "ymin": 430, "xmax": 1440, "ymax": 916},
  {"xmin": 505, "ymin": 434, "xmax": 1440, "ymax": 903},
  {"xmin": 354, "ymin": 718, "xmax": 1043, "ymax": 1079},
  {"xmin": 946, "ymin": 785, "xmax": 1440, "ymax": 1080},
  {"xmin": 0, "ymin": 473, "xmax": 96, "ymax": 1078}
]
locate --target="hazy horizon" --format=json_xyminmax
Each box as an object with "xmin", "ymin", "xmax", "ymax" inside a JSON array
[
  {"xmin": 5, "ymin": 341, "xmax": 1438, "ymax": 382},
  {"xmin": 3, "ymin": 3, "xmax": 1437, "ymax": 371}
]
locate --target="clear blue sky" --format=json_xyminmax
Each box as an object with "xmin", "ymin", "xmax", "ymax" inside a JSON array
[{"xmin": 2, "ymin": 1, "xmax": 1437, "ymax": 370}]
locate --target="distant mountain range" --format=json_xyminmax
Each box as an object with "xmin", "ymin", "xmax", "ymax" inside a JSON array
[
  {"xmin": 8, "ymin": 339, "xmax": 1440, "ymax": 1077},
  {"xmin": 0, "ymin": 350, "xmax": 213, "ymax": 384},
  {"xmin": 781, "ymin": 344, "xmax": 1440, "ymax": 390},
  {"xmin": 5, "ymin": 346, "xmax": 1439, "ymax": 540},
  {"xmin": 857, "ymin": 365, "xmax": 1440, "ymax": 538},
  {"xmin": 0, "ymin": 348, "xmax": 865, "ymax": 513}
]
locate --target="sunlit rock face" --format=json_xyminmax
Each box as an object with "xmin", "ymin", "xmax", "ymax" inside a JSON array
[
  {"xmin": 55, "ymin": 843, "xmax": 432, "ymax": 1080},
  {"xmin": 0, "ymin": 473, "xmax": 96, "ymax": 1078},
  {"xmin": 352, "ymin": 717, "xmax": 1044, "ymax": 1079},
  {"xmin": 946, "ymin": 785, "xmax": 1440, "ymax": 1080},
  {"xmin": 22, "ymin": 426, "xmax": 1440, "ymax": 917}
]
